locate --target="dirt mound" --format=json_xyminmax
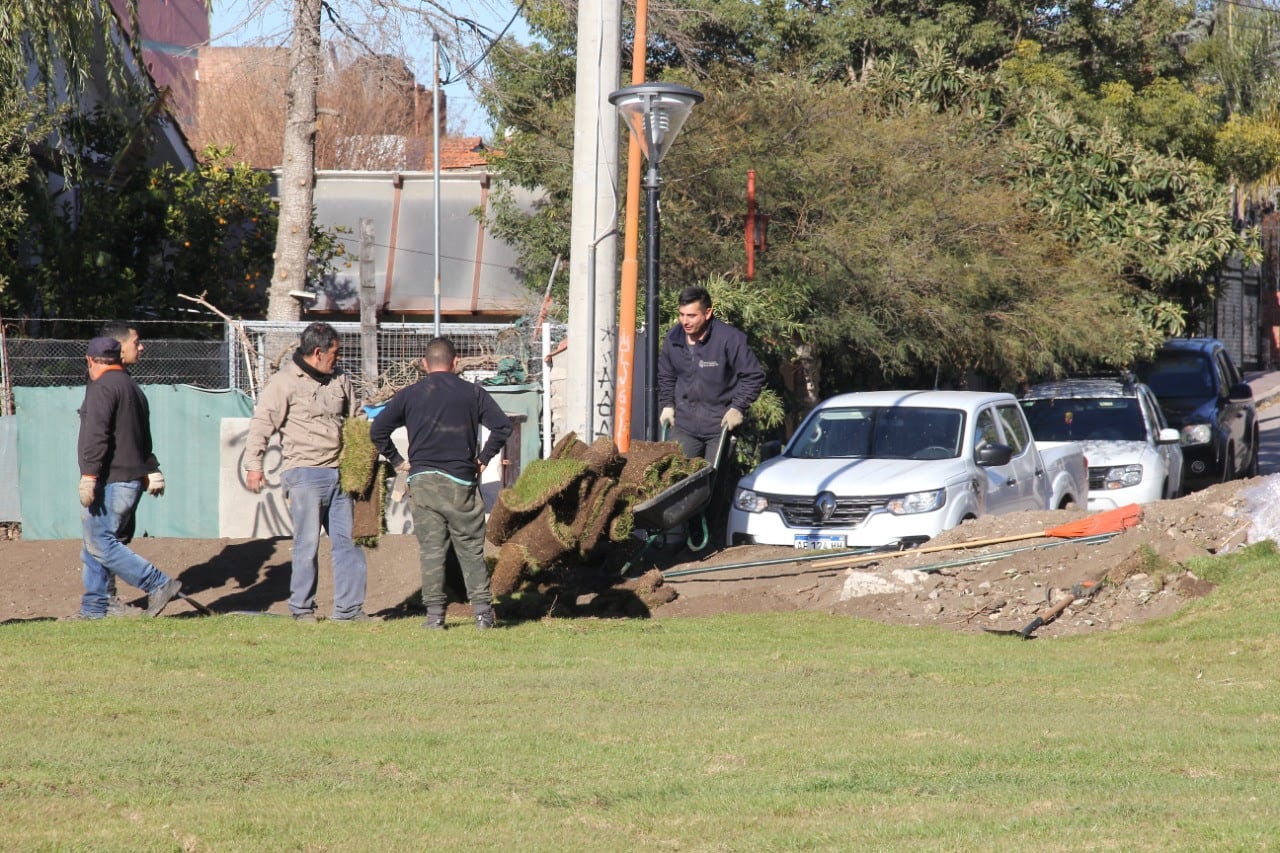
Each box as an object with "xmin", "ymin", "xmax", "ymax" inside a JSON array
[{"xmin": 652, "ymin": 477, "xmax": 1266, "ymax": 635}]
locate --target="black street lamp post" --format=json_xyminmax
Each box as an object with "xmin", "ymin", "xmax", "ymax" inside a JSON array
[{"xmin": 608, "ymin": 82, "xmax": 703, "ymax": 441}]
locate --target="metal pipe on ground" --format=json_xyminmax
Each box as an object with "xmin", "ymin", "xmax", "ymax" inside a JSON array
[{"xmin": 662, "ymin": 532, "xmax": 1119, "ymax": 581}]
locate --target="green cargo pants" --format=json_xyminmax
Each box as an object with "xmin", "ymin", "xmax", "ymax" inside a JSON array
[{"xmin": 408, "ymin": 473, "xmax": 492, "ymax": 609}]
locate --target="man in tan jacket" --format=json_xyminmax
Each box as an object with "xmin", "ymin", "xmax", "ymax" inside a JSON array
[{"xmin": 244, "ymin": 322, "xmax": 369, "ymax": 621}]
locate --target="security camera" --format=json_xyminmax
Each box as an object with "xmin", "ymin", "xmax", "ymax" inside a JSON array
[{"xmin": 289, "ymin": 290, "xmax": 318, "ymax": 302}]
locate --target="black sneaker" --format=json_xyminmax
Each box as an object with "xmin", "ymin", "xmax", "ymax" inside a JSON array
[
  {"xmin": 423, "ymin": 609, "xmax": 446, "ymax": 630},
  {"xmin": 474, "ymin": 609, "xmax": 495, "ymax": 630},
  {"xmin": 292, "ymin": 611, "xmax": 318, "ymax": 623},
  {"xmin": 144, "ymin": 578, "xmax": 183, "ymax": 617}
]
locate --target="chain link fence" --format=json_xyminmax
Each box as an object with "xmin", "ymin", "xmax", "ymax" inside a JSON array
[{"xmin": 0, "ymin": 315, "xmax": 565, "ymax": 413}]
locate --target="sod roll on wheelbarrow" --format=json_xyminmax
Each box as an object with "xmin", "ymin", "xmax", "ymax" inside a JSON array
[{"xmin": 623, "ymin": 428, "xmax": 731, "ymax": 571}]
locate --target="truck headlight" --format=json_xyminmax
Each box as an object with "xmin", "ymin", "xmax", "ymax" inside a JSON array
[
  {"xmin": 1101, "ymin": 464, "xmax": 1143, "ymax": 489},
  {"xmin": 733, "ymin": 488, "xmax": 769, "ymax": 513},
  {"xmin": 886, "ymin": 489, "xmax": 945, "ymax": 515},
  {"xmin": 1180, "ymin": 424, "xmax": 1212, "ymax": 446}
]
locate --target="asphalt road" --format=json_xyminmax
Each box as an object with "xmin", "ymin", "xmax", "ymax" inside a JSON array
[{"xmin": 1257, "ymin": 400, "xmax": 1280, "ymax": 477}]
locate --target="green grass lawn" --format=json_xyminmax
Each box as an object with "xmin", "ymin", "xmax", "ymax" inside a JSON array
[{"xmin": 4, "ymin": 544, "xmax": 1280, "ymax": 850}]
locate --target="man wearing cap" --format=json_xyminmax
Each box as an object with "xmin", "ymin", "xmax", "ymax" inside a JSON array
[
  {"xmin": 73, "ymin": 335, "xmax": 183, "ymax": 619},
  {"xmin": 96, "ymin": 321, "xmax": 149, "ymax": 616}
]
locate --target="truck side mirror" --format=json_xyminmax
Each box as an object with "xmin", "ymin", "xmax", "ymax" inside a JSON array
[
  {"xmin": 760, "ymin": 440, "xmax": 782, "ymax": 461},
  {"xmin": 976, "ymin": 444, "xmax": 1014, "ymax": 467},
  {"xmin": 1228, "ymin": 382, "xmax": 1253, "ymax": 402}
]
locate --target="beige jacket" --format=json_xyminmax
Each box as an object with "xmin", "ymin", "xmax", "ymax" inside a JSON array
[{"xmin": 244, "ymin": 361, "xmax": 354, "ymax": 472}]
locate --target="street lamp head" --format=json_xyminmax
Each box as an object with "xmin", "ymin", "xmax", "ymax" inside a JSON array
[{"xmin": 608, "ymin": 82, "xmax": 704, "ymax": 167}]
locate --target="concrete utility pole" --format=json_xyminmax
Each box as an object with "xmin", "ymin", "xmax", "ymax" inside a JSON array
[{"xmin": 565, "ymin": 0, "xmax": 621, "ymax": 440}]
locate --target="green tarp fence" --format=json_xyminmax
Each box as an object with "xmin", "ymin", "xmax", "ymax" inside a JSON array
[
  {"xmin": 12, "ymin": 383, "xmax": 541, "ymax": 540},
  {"xmin": 15, "ymin": 386, "xmax": 255, "ymax": 540}
]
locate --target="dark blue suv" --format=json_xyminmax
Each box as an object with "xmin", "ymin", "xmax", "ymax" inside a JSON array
[{"xmin": 1134, "ymin": 338, "xmax": 1258, "ymax": 490}]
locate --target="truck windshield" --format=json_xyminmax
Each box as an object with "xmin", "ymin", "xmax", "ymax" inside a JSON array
[
  {"xmin": 1020, "ymin": 398, "xmax": 1146, "ymax": 442},
  {"xmin": 789, "ymin": 407, "xmax": 964, "ymax": 460}
]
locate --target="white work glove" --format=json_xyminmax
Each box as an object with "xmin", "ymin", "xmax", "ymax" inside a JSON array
[
  {"xmin": 721, "ymin": 407, "xmax": 744, "ymax": 431},
  {"xmin": 659, "ymin": 407, "xmax": 675, "ymax": 429},
  {"xmin": 146, "ymin": 471, "xmax": 166, "ymax": 497},
  {"xmin": 78, "ymin": 476, "xmax": 96, "ymax": 508}
]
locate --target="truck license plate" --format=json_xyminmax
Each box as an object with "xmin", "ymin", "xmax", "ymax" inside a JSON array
[{"xmin": 794, "ymin": 534, "xmax": 847, "ymax": 550}]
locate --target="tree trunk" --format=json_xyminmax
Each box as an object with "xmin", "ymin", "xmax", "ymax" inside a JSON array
[{"xmin": 267, "ymin": 0, "xmax": 322, "ymax": 323}]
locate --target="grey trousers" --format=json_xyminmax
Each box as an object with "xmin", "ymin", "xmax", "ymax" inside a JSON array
[{"xmin": 408, "ymin": 474, "xmax": 492, "ymax": 609}]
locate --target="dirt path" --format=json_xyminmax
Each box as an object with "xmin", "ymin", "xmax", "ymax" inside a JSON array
[{"xmin": 2, "ymin": 476, "xmax": 1269, "ymax": 633}]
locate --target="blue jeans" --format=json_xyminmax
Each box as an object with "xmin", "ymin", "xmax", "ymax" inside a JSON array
[
  {"xmin": 80, "ymin": 480, "xmax": 172, "ymax": 617},
  {"xmin": 281, "ymin": 466, "xmax": 367, "ymax": 618}
]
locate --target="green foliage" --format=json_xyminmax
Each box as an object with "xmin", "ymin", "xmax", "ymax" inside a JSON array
[
  {"xmin": 1183, "ymin": 7, "xmax": 1280, "ymax": 117},
  {"xmin": 2, "ymin": 131, "xmax": 277, "ymax": 318},
  {"xmin": 1088, "ymin": 77, "xmax": 1220, "ymax": 163},
  {"xmin": 665, "ymin": 74, "xmax": 1159, "ymax": 389},
  {"xmin": 483, "ymin": 0, "xmax": 1251, "ymax": 401},
  {"xmin": 0, "ymin": 0, "xmax": 140, "ymax": 110},
  {"xmin": 1214, "ymin": 114, "xmax": 1280, "ymax": 186},
  {"xmin": 480, "ymin": 3, "xmax": 579, "ymax": 313},
  {"xmin": 0, "ymin": 87, "xmax": 51, "ymax": 301},
  {"xmin": 1011, "ymin": 95, "xmax": 1258, "ymax": 305},
  {"xmin": 153, "ymin": 145, "xmax": 278, "ymax": 316}
]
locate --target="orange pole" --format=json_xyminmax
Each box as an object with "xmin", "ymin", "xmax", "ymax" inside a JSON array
[{"xmin": 613, "ymin": 0, "xmax": 649, "ymax": 452}]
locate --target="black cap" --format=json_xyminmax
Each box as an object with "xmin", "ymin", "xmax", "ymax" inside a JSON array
[{"xmin": 87, "ymin": 337, "xmax": 122, "ymax": 359}]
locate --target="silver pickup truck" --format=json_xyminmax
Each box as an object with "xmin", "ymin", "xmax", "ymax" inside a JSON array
[{"xmin": 725, "ymin": 390, "xmax": 1088, "ymax": 550}]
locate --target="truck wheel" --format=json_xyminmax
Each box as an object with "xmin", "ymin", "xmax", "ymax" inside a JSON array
[{"xmin": 1245, "ymin": 431, "xmax": 1260, "ymax": 478}]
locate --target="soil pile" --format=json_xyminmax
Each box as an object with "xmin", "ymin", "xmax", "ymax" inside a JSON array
[{"xmin": 1, "ymin": 467, "xmax": 1274, "ymax": 632}]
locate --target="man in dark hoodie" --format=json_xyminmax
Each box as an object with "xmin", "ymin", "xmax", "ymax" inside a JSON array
[
  {"xmin": 73, "ymin": 335, "xmax": 183, "ymax": 620},
  {"xmin": 370, "ymin": 337, "xmax": 512, "ymax": 631},
  {"xmin": 657, "ymin": 285, "xmax": 765, "ymax": 464}
]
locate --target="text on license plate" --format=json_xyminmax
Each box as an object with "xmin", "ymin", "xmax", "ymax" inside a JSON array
[{"xmin": 794, "ymin": 534, "xmax": 847, "ymax": 550}]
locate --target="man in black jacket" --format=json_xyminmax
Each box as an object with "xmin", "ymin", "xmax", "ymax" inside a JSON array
[
  {"xmin": 72, "ymin": 336, "xmax": 182, "ymax": 620},
  {"xmin": 657, "ymin": 286, "xmax": 765, "ymax": 463},
  {"xmin": 370, "ymin": 338, "xmax": 513, "ymax": 630}
]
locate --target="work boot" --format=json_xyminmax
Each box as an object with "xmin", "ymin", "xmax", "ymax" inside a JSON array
[
  {"xmin": 144, "ymin": 578, "xmax": 183, "ymax": 617},
  {"xmin": 105, "ymin": 596, "xmax": 142, "ymax": 617},
  {"xmin": 423, "ymin": 606, "xmax": 446, "ymax": 631},
  {"xmin": 103, "ymin": 576, "xmax": 139, "ymax": 616},
  {"xmin": 63, "ymin": 612, "xmax": 104, "ymax": 621},
  {"xmin": 332, "ymin": 611, "xmax": 374, "ymax": 622},
  {"xmin": 473, "ymin": 604, "xmax": 495, "ymax": 631}
]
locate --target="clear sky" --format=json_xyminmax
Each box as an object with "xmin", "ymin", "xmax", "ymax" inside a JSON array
[{"xmin": 207, "ymin": 0, "xmax": 531, "ymax": 138}]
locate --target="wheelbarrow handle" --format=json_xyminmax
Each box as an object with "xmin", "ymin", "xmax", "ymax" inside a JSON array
[{"xmin": 711, "ymin": 425, "xmax": 731, "ymax": 472}]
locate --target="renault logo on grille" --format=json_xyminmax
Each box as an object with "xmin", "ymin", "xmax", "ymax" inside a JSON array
[{"xmin": 814, "ymin": 492, "xmax": 838, "ymax": 522}]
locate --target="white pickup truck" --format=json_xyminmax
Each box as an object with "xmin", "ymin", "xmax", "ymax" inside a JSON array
[{"xmin": 725, "ymin": 390, "xmax": 1087, "ymax": 550}]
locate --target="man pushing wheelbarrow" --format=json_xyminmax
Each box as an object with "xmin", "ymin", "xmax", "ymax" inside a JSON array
[{"xmin": 655, "ymin": 285, "xmax": 765, "ymax": 549}]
